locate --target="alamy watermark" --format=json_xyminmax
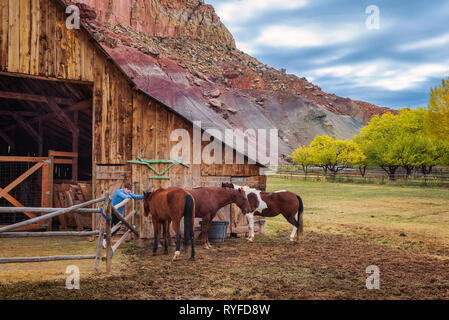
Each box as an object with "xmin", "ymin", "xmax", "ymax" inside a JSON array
[
  {"xmin": 66, "ymin": 5, "xmax": 80, "ymax": 29},
  {"xmin": 170, "ymin": 121, "xmax": 279, "ymax": 166},
  {"xmin": 65, "ymin": 265, "xmax": 80, "ymax": 290},
  {"xmin": 366, "ymin": 265, "xmax": 380, "ymax": 290},
  {"xmin": 366, "ymin": 5, "xmax": 380, "ymax": 30}
]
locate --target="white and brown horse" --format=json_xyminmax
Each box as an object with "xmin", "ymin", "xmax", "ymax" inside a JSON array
[{"xmin": 222, "ymin": 183, "xmax": 304, "ymax": 242}]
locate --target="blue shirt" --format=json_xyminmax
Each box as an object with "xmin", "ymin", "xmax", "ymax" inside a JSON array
[{"xmin": 112, "ymin": 189, "xmax": 144, "ymax": 215}]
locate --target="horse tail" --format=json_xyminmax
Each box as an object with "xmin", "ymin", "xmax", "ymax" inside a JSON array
[
  {"xmin": 296, "ymin": 195, "xmax": 304, "ymax": 236},
  {"xmin": 183, "ymin": 193, "xmax": 195, "ymax": 248}
]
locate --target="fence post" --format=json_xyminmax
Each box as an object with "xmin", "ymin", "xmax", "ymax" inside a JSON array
[{"xmin": 105, "ymin": 193, "xmax": 112, "ymax": 275}]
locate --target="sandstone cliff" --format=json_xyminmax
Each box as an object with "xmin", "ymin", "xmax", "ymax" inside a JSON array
[{"xmin": 65, "ymin": 0, "xmax": 393, "ymax": 160}]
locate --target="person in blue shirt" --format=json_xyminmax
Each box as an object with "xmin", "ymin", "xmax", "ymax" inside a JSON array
[{"xmin": 103, "ymin": 183, "xmax": 144, "ymax": 248}]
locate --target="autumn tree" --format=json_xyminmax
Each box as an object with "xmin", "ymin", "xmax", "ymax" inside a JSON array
[
  {"xmin": 425, "ymin": 78, "xmax": 449, "ymax": 142},
  {"xmin": 291, "ymin": 145, "xmax": 314, "ymax": 175},
  {"xmin": 305, "ymin": 135, "xmax": 365, "ymax": 176},
  {"xmin": 355, "ymin": 108, "xmax": 449, "ymax": 180}
]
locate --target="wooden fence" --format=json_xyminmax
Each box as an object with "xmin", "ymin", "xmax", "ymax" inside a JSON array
[
  {"xmin": 0, "ymin": 192, "xmax": 139, "ymax": 274},
  {"xmin": 274, "ymin": 165, "xmax": 449, "ymax": 185}
]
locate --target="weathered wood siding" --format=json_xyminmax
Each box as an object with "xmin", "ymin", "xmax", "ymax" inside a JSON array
[{"xmin": 0, "ymin": 0, "xmax": 95, "ymax": 81}]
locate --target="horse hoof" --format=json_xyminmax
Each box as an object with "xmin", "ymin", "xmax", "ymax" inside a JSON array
[
  {"xmin": 190, "ymin": 257, "xmax": 195, "ymax": 261},
  {"xmin": 172, "ymin": 251, "xmax": 181, "ymax": 261},
  {"xmin": 152, "ymin": 252, "xmax": 157, "ymax": 256}
]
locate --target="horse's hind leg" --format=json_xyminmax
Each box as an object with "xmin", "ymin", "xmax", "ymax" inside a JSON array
[
  {"xmin": 201, "ymin": 217, "xmax": 212, "ymax": 249},
  {"xmin": 172, "ymin": 221, "xmax": 181, "ymax": 261},
  {"xmin": 283, "ymin": 212, "xmax": 299, "ymax": 243},
  {"xmin": 163, "ymin": 221, "xmax": 169, "ymax": 255},
  {"xmin": 152, "ymin": 220, "xmax": 159, "ymax": 256}
]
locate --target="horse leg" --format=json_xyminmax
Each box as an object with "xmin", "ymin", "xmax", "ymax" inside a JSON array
[
  {"xmin": 172, "ymin": 221, "xmax": 181, "ymax": 261},
  {"xmin": 152, "ymin": 219, "xmax": 159, "ymax": 256},
  {"xmin": 201, "ymin": 217, "xmax": 211, "ymax": 249},
  {"xmin": 163, "ymin": 220, "xmax": 169, "ymax": 255},
  {"xmin": 246, "ymin": 213, "xmax": 255, "ymax": 242},
  {"xmin": 283, "ymin": 212, "xmax": 299, "ymax": 243}
]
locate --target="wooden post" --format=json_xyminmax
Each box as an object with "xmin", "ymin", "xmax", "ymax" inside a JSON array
[
  {"xmin": 105, "ymin": 194, "xmax": 112, "ymax": 274},
  {"xmin": 72, "ymin": 111, "xmax": 79, "ymax": 182},
  {"xmin": 94, "ymin": 226, "xmax": 104, "ymax": 273},
  {"xmin": 41, "ymin": 161, "xmax": 49, "ymax": 208},
  {"xmin": 38, "ymin": 119, "xmax": 43, "ymax": 157},
  {"xmin": 48, "ymin": 152, "xmax": 55, "ymax": 231},
  {"xmin": 111, "ymin": 205, "xmax": 139, "ymax": 237}
]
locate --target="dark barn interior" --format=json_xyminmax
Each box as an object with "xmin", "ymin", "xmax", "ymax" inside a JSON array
[{"xmin": 0, "ymin": 74, "xmax": 93, "ymax": 226}]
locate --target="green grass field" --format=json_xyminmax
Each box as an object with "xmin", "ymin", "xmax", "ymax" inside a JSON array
[{"xmin": 266, "ymin": 178, "xmax": 449, "ymax": 258}]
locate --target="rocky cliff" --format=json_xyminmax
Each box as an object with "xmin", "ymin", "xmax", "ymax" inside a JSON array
[{"xmin": 65, "ymin": 0, "xmax": 393, "ymax": 160}]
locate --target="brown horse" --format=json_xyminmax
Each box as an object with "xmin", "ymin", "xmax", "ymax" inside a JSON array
[
  {"xmin": 222, "ymin": 183, "xmax": 304, "ymax": 242},
  {"xmin": 143, "ymin": 187, "xmax": 195, "ymax": 261},
  {"xmin": 188, "ymin": 187, "xmax": 250, "ymax": 249}
]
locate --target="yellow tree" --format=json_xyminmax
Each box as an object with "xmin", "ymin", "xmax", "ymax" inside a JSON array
[
  {"xmin": 291, "ymin": 145, "xmax": 314, "ymax": 175},
  {"xmin": 355, "ymin": 108, "xmax": 448, "ymax": 179},
  {"xmin": 425, "ymin": 78, "xmax": 449, "ymax": 142},
  {"xmin": 307, "ymin": 135, "xmax": 365, "ymax": 176}
]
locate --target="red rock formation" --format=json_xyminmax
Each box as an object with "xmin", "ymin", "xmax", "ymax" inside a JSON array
[{"xmin": 65, "ymin": 0, "xmax": 395, "ymax": 154}]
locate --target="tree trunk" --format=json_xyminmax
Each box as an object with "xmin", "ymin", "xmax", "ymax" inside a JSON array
[
  {"xmin": 358, "ymin": 166, "xmax": 367, "ymax": 177},
  {"xmin": 381, "ymin": 166, "xmax": 398, "ymax": 181},
  {"xmin": 404, "ymin": 166, "xmax": 414, "ymax": 180}
]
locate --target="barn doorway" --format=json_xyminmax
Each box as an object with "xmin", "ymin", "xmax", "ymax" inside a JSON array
[{"xmin": 0, "ymin": 73, "xmax": 93, "ymax": 229}]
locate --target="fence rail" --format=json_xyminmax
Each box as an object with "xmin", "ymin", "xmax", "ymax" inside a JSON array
[
  {"xmin": 0, "ymin": 191, "xmax": 138, "ymax": 274},
  {"xmin": 274, "ymin": 165, "xmax": 449, "ymax": 185}
]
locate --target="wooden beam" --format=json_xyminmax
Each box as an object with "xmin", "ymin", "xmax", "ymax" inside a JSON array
[
  {"xmin": 0, "ymin": 187, "xmax": 38, "ymax": 219},
  {"xmin": 0, "ymin": 255, "xmax": 96, "ymax": 264},
  {"xmin": 0, "ymin": 231, "xmax": 100, "ymax": 238},
  {"xmin": 0, "ymin": 207, "xmax": 99, "ymax": 213},
  {"xmin": 0, "ymin": 91, "xmax": 75, "ymax": 105},
  {"xmin": 72, "ymin": 111, "xmax": 79, "ymax": 182},
  {"xmin": 49, "ymin": 150, "xmax": 78, "ymax": 158},
  {"xmin": 12, "ymin": 114, "xmax": 43, "ymax": 145},
  {"xmin": 0, "ymin": 111, "xmax": 38, "ymax": 116},
  {"xmin": 111, "ymin": 205, "xmax": 140, "ymax": 237},
  {"xmin": 0, "ymin": 156, "xmax": 47, "ymax": 162},
  {"xmin": 45, "ymin": 98, "xmax": 79, "ymax": 134},
  {"xmin": 0, "ymin": 71, "xmax": 94, "ymax": 86},
  {"xmin": 0, "ymin": 129, "xmax": 15, "ymax": 150},
  {"xmin": 3, "ymin": 99, "xmax": 92, "ymax": 132},
  {"xmin": 38, "ymin": 119, "xmax": 43, "ymax": 156}
]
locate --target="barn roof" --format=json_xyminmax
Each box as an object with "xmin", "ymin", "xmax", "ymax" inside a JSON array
[{"xmin": 56, "ymin": 0, "xmax": 267, "ymax": 167}]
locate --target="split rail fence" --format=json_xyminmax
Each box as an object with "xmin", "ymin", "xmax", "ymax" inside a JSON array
[{"xmin": 0, "ymin": 192, "xmax": 139, "ymax": 274}]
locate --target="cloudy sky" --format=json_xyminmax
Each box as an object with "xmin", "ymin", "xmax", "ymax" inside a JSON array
[{"xmin": 206, "ymin": 0, "xmax": 449, "ymax": 109}]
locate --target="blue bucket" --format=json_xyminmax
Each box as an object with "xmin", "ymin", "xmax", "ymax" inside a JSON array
[{"xmin": 206, "ymin": 220, "xmax": 229, "ymax": 243}]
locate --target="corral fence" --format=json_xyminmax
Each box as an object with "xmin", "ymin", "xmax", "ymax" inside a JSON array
[
  {"xmin": 0, "ymin": 191, "xmax": 139, "ymax": 274},
  {"xmin": 273, "ymin": 165, "xmax": 449, "ymax": 187}
]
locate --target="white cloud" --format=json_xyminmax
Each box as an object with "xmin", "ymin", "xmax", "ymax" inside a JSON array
[
  {"xmin": 254, "ymin": 24, "xmax": 362, "ymax": 48},
  {"xmin": 215, "ymin": 0, "xmax": 308, "ymax": 23},
  {"xmin": 398, "ymin": 33, "xmax": 449, "ymax": 51},
  {"xmin": 310, "ymin": 60, "xmax": 449, "ymax": 91},
  {"xmin": 235, "ymin": 41, "xmax": 258, "ymax": 55}
]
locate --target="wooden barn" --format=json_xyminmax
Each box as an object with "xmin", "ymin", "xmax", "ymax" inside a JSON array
[{"xmin": 0, "ymin": 0, "xmax": 267, "ymax": 238}]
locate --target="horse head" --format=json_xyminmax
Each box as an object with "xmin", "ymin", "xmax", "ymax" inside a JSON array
[
  {"xmin": 143, "ymin": 191, "xmax": 152, "ymax": 217},
  {"xmin": 221, "ymin": 182, "xmax": 235, "ymax": 189},
  {"xmin": 234, "ymin": 188, "xmax": 250, "ymax": 214}
]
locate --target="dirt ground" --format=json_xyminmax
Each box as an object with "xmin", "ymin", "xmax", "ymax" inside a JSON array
[
  {"xmin": 1, "ymin": 230, "xmax": 448, "ymax": 300},
  {"xmin": 1, "ymin": 179, "xmax": 449, "ymax": 300}
]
